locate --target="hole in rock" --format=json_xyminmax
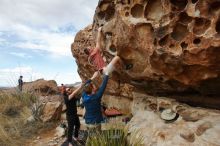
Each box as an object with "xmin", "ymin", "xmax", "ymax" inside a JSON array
[
  {"xmin": 145, "ymin": 0, "xmax": 163, "ymax": 21},
  {"xmin": 179, "ymin": 12, "xmax": 193, "ymax": 25},
  {"xmin": 131, "ymin": 4, "xmax": 144, "ymax": 18},
  {"xmin": 105, "ymin": 5, "xmax": 115, "ymax": 21},
  {"xmin": 97, "ymin": 11, "xmax": 105, "ymax": 19},
  {"xmin": 131, "ymin": 79, "xmax": 144, "ymax": 84},
  {"xmin": 109, "ymin": 45, "xmax": 117, "ymax": 53},
  {"xmin": 170, "ymin": 13, "xmax": 175, "ymax": 19},
  {"xmin": 193, "ymin": 38, "xmax": 201, "ymax": 44},
  {"xmin": 170, "ymin": 0, "xmax": 188, "ymax": 10},
  {"xmin": 105, "ymin": 32, "xmax": 112, "ymax": 37},
  {"xmin": 194, "ymin": 18, "xmax": 208, "ymax": 27},
  {"xmin": 125, "ymin": 12, "xmax": 129, "ymax": 17},
  {"xmin": 159, "ymin": 35, "xmax": 169, "ymax": 46},
  {"xmin": 193, "ymin": 18, "xmax": 211, "ymax": 35},
  {"xmin": 181, "ymin": 42, "xmax": 188, "ymax": 49},
  {"xmin": 127, "ymin": 0, "xmax": 130, "ymax": 4},
  {"xmin": 191, "ymin": 0, "xmax": 198, "ymax": 4},
  {"xmin": 149, "ymin": 103, "xmax": 157, "ymax": 111},
  {"xmin": 216, "ymin": 19, "xmax": 220, "ymax": 34},
  {"xmin": 171, "ymin": 6, "xmax": 178, "ymax": 11},
  {"xmin": 169, "ymin": 44, "xmax": 175, "ymax": 48},
  {"xmin": 159, "ymin": 77, "xmax": 164, "ymax": 81},
  {"xmin": 135, "ymin": 23, "xmax": 154, "ymax": 41},
  {"xmin": 124, "ymin": 6, "xmax": 130, "ymax": 10},
  {"xmin": 171, "ymin": 23, "xmax": 188, "ymax": 41},
  {"xmin": 154, "ymin": 39, "xmax": 157, "ymax": 45},
  {"xmin": 155, "ymin": 25, "xmax": 169, "ymax": 39},
  {"xmin": 124, "ymin": 61, "xmax": 133, "ymax": 70},
  {"xmin": 209, "ymin": 1, "xmax": 220, "ymax": 13}
]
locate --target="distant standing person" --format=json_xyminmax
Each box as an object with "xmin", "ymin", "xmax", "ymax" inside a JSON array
[
  {"xmin": 18, "ymin": 76, "xmax": 23, "ymax": 91},
  {"xmin": 60, "ymin": 84, "xmax": 66, "ymax": 94},
  {"xmin": 62, "ymin": 84, "xmax": 84, "ymax": 146}
]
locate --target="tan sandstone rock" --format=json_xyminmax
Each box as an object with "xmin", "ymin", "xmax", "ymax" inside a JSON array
[
  {"xmin": 72, "ymin": 0, "xmax": 220, "ymax": 98},
  {"xmin": 23, "ymin": 79, "xmax": 59, "ymax": 95},
  {"xmin": 40, "ymin": 101, "xmax": 63, "ymax": 122}
]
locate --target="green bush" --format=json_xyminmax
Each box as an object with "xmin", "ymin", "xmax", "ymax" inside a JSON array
[{"xmin": 86, "ymin": 127, "xmax": 144, "ymax": 146}]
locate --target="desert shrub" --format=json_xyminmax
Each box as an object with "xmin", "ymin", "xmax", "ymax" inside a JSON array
[
  {"xmin": 86, "ymin": 123, "xmax": 144, "ymax": 146},
  {"xmin": 0, "ymin": 91, "xmax": 52, "ymax": 146}
]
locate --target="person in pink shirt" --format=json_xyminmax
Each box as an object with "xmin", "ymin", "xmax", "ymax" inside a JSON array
[
  {"xmin": 84, "ymin": 27, "xmax": 133, "ymax": 73},
  {"xmin": 84, "ymin": 27, "xmax": 106, "ymax": 71}
]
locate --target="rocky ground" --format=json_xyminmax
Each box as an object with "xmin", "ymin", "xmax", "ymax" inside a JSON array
[{"xmin": 26, "ymin": 115, "xmax": 127, "ymax": 146}]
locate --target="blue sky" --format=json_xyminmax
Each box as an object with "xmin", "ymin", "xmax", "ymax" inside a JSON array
[{"xmin": 0, "ymin": 0, "xmax": 99, "ymax": 87}]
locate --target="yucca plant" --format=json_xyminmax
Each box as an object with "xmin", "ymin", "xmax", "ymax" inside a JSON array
[{"xmin": 85, "ymin": 124, "xmax": 144, "ymax": 146}]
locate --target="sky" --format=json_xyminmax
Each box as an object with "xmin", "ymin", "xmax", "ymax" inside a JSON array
[{"xmin": 0, "ymin": 0, "xmax": 99, "ymax": 87}]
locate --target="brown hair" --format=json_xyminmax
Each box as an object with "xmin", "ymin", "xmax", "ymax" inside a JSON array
[{"xmin": 84, "ymin": 83, "xmax": 93, "ymax": 94}]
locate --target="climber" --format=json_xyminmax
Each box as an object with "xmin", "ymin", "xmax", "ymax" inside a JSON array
[
  {"xmin": 82, "ymin": 56, "xmax": 121, "ymax": 134},
  {"xmin": 62, "ymin": 84, "xmax": 84, "ymax": 146},
  {"xmin": 84, "ymin": 26, "xmax": 133, "ymax": 72},
  {"xmin": 84, "ymin": 27, "xmax": 106, "ymax": 72}
]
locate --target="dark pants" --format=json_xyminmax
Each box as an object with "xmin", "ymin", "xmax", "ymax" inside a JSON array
[
  {"xmin": 18, "ymin": 85, "xmax": 22, "ymax": 91},
  {"xmin": 67, "ymin": 114, "xmax": 80, "ymax": 142}
]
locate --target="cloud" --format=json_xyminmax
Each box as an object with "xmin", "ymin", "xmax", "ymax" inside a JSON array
[
  {"xmin": 0, "ymin": 37, "xmax": 6, "ymax": 45},
  {"xmin": 10, "ymin": 52, "xmax": 32, "ymax": 58},
  {"xmin": 0, "ymin": 66, "xmax": 33, "ymax": 73},
  {"xmin": 0, "ymin": 0, "xmax": 98, "ymax": 57},
  {"xmin": 0, "ymin": 0, "xmax": 98, "ymax": 30},
  {"xmin": 0, "ymin": 0, "xmax": 96, "ymax": 86},
  {"xmin": 0, "ymin": 66, "xmax": 36, "ymax": 87},
  {"xmin": 4, "ymin": 24, "xmax": 75, "ymax": 56}
]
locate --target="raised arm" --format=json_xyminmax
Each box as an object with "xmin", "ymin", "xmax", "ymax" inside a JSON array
[
  {"xmin": 95, "ymin": 27, "xmax": 102, "ymax": 51},
  {"xmin": 68, "ymin": 83, "xmax": 85, "ymax": 100},
  {"xmin": 95, "ymin": 75, "xmax": 109, "ymax": 98}
]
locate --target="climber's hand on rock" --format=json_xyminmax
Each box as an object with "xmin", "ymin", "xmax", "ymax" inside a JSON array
[{"xmin": 98, "ymin": 27, "xmax": 102, "ymax": 32}]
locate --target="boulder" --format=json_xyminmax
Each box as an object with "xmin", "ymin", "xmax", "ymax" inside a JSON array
[
  {"xmin": 23, "ymin": 79, "xmax": 59, "ymax": 95},
  {"xmin": 55, "ymin": 126, "xmax": 65, "ymax": 138},
  {"xmin": 71, "ymin": 1, "xmax": 220, "ymax": 144},
  {"xmin": 40, "ymin": 101, "xmax": 63, "ymax": 122},
  {"xmin": 72, "ymin": 0, "xmax": 220, "ymax": 96}
]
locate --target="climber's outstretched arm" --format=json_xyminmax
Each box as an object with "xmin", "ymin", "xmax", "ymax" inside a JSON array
[
  {"xmin": 68, "ymin": 83, "xmax": 85, "ymax": 100},
  {"xmin": 95, "ymin": 27, "xmax": 102, "ymax": 51}
]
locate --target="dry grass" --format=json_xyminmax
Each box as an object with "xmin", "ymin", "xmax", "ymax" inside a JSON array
[{"xmin": 0, "ymin": 91, "xmax": 55, "ymax": 146}]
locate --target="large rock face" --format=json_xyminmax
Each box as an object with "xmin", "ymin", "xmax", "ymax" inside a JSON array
[{"xmin": 72, "ymin": 0, "xmax": 220, "ymax": 96}]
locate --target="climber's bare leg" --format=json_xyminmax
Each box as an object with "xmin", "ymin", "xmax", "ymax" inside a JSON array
[{"xmin": 103, "ymin": 56, "xmax": 121, "ymax": 75}]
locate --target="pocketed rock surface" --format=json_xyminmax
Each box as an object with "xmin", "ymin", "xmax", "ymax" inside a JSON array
[
  {"xmin": 72, "ymin": 0, "xmax": 220, "ymax": 96},
  {"xmin": 71, "ymin": 0, "xmax": 220, "ymax": 145}
]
